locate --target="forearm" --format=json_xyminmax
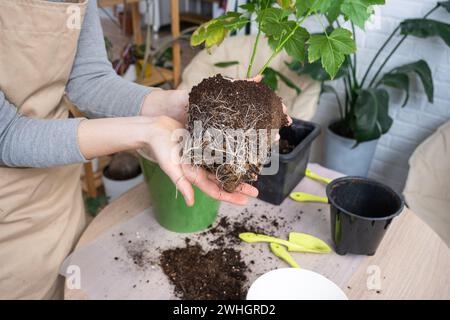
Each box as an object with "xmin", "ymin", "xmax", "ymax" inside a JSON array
[
  {"xmin": 77, "ymin": 116, "xmax": 153, "ymax": 160},
  {"xmin": 66, "ymin": 0, "xmax": 152, "ymax": 118}
]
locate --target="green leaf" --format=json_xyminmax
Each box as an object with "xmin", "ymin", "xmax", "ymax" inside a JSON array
[
  {"xmin": 262, "ymin": 68, "xmax": 278, "ymax": 91},
  {"xmin": 341, "ymin": 0, "xmax": 373, "ymax": 29},
  {"xmin": 277, "ymin": 0, "xmax": 294, "ymax": 10},
  {"xmin": 308, "ymin": 28, "xmax": 356, "ymax": 79},
  {"xmin": 190, "ymin": 12, "xmax": 249, "ymax": 48},
  {"xmin": 438, "ymin": 1, "xmax": 450, "ymax": 12},
  {"xmin": 283, "ymin": 24, "xmax": 310, "ymax": 62},
  {"xmin": 400, "ymin": 19, "xmax": 450, "ymax": 46},
  {"xmin": 352, "ymin": 88, "xmax": 392, "ymax": 142},
  {"xmin": 262, "ymin": 67, "xmax": 301, "ymax": 94},
  {"xmin": 239, "ymin": 3, "xmax": 255, "ymax": 12},
  {"xmin": 378, "ymin": 73, "xmax": 410, "ymax": 107},
  {"xmin": 214, "ymin": 61, "xmax": 240, "ymax": 68},
  {"xmin": 259, "ymin": 7, "xmax": 289, "ymax": 37},
  {"xmin": 295, "ymin": 0, "xmax": 315, "ymax": 18},
  {"xmin": 326, "ymin": 0, "xmax": 344, "ymax": 23},
  {"xmin": 287, "ymin": 55, "xmax": 348, "ymax": 81},
  {"xmin": 390, "ymin": 60, "xmax": 434, "ymax": 103}
]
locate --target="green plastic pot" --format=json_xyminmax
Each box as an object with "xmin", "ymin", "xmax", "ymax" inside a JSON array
[{"xmin": 138, "ymin": 152, "xmax": 220, "ymax": 233}]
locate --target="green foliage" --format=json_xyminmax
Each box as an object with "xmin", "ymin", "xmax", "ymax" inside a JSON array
[
  {"xmin": 191, "ymin": 12, "xmax": 249, "ymax": 49},
  {"xmin": 288, "ymin": 1, "xmax": 448, "ymax": 144},
  {"xmin": 262, "ymin": 67, "xmax": 302, "ymax": 94},
  {"xmin": 351, "ymin": 88, "xmax": 392, "ymax": 142},
  {"xmin": 191, "ymin": 1, "xmax": 449, "ymax": 145},
  {"xmin": 190, "ymin": 0, "xmax": 381, "ymax": 79},
  {"xmin": 378, "ymin": 60, "xmax": 433, "ymax": 106},
  {"xmin": 214, "ymin": 61, "xmax": 240, "ymax": 68},
  {"xmin": 400, "ymin": 19, "xmax": 450, "ymax": 46},
  {"xmin": 308, "ymin": 28, "xmax": 356, "ymax": 79}
]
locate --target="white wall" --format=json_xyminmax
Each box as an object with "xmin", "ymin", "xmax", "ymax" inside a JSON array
[{"xmin": 309, "ymin": 0, "xmax": 450, "ymax": 192}]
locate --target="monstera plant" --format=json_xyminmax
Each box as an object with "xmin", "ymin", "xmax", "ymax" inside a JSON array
[
  {"xmin": 286, "ymin": 1, "xmax": 450, "ymax": 176},
  {"xmin": 289, "ymin": 0, "xmax": 450, "ymax": 145}
]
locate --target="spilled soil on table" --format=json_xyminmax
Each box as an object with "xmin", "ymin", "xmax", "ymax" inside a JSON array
[{"xmin": 160, "ymin": 243, "xmax": 248, "ymax": 300}]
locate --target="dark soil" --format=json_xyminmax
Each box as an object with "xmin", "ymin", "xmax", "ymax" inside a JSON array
[
  {"xmin": 279, "ymin": 138, "xmax": 296, "ymax": 154},
  {"xmin": 329, "ymin": 120, "xmax": 354, "ymax": 139},
  {"xmin": 160, "ymin": 243, "xmax": 248, "ymax": 300},
  {"xmin": 187, "ymin": 74, "xmax": 289, "ymax": 192},
  {"xmin": 104, "ymin": 152, "xmax": 141, "ymax": 180}
]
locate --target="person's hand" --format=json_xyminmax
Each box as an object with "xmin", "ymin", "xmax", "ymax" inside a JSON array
[
  {"xmin": 143, "ymin": 116, "xmax": 259, "ymax": 207},
  {"xmin": 141, "ymin": 89, "xmax": 189, "ymax": 124}
]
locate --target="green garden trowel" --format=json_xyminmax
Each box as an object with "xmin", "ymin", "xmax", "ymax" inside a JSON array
[
  {"xmin": 239, "ymin": 232, "xmax": 331, "ymax": 254},
  {"xmin": 305, "ymin": 168, "xmax": 332, "ymax": 185},
  {"xmin": 289, "ymin": 192, "xmax": 329, "ymax": 203},
  {"xmin": 270, "ymin": 243, "xmax": 300, "ymax": 268}
]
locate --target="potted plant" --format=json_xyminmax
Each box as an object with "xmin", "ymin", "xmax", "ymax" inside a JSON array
[
  {"xmin": 102, "ymin": 152, "xmax": 144, "ymax": 201},
  {"xmin": 187, "ymin": 0, "xmax": 381, "ymax": 204},
  {"xmin": 289, "ymin": 1, "xmax": 450, "ymax": 176}
]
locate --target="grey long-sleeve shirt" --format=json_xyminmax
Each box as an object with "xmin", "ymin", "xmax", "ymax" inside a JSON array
[{"xmin": 0, "ymin": 0, "xmax": 153, "ymax": 167}]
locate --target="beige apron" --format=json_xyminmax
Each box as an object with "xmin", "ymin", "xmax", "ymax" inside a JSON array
[{"xmin": 0, "ymin": 0, "xmax": 88, "ymax": 299}]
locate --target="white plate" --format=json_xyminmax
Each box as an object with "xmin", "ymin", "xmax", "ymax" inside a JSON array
[{"xmin": 247, "ymin": 268, "xmax": 348, "ymax": 300}]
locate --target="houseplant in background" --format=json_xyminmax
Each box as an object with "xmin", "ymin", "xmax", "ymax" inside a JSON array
[
  {"xmin": 102, "ymin": 152, "xmax": 144, "ymax": 202},
  {"xmin": 188, "ymin": 0, "xmax": 381, "ymax": 205},
  {"xmin": 289, "ymin": 1, "xmax": 450, "ymax": 176}
]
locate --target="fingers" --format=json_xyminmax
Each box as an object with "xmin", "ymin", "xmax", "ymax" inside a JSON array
[
  {"xmin": 160, "ymin": 163, "xmax": 195, "ymax": 207},
  {"xmin": 282, "ymin": 103, "xmax": 293, "ymax": 126},
  {"xmin": 250, "ymin": 74, "xmax": 263, "ymax": 83},
  {"xmin": 206, "ymin": 173, "xmax": 259, "ymax": 198},
  {"xmin": 237, "ymin": 183, "xmax": 259, "ymax": 197},
  {"xmin": 183, "ymin": 165, "xmax": 250, "ymax": 205}
]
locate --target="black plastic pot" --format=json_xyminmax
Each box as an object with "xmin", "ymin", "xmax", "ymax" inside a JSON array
[
  {"xmin": 255, "ymin": 119, "xmax": 320, "ymax": 205},
  {"xmin": 326, "ymin": 177, "xmax": 404, "ymax": 256}
]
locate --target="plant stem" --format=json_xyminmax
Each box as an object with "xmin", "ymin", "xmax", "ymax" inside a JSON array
[
  {"xmin": 257, "ymin": 23, "xmax": 300, "ymax": 75},
  {"xmin": 343, "ymin": 76, "xmax": 350, "ymax": 119},
  {"xmin": 350, "ymin": 22, "xmax": 359, "ymax": 88},
  {"xmin": 247, "ymin": 28, "xmax": 262, "ymax": 78},
  {"xmin": 257, "ymin": 9, "xmax": 313, "ymax": 75},
  {"xmin": 362, "ymin": 4, "xmax": 440, "ymax": 88}
]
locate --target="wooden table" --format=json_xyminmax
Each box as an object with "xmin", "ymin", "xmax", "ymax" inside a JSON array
[{"xmin": 65, "ymin": 165, "xmax": 450, "ymax": 300}]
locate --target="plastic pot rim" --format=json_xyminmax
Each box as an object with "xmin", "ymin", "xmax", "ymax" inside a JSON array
[
  {"xmin": 327, "ymin": 119, "xmax": 379, "ymax": 145},
  {"xmin": 325, "ymin": 176, "xmax": 405, "ymax": 221},
  {"xmin": 277, "ymin": 119, "xmax": 321, "ymax": 162}
]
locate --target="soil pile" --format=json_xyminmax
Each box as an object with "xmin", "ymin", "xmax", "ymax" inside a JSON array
[
  {"xmin": 186, "ymin": 74, "xmax": 288, "ymax": 192},
  {"xmin": 160, "ymin": 243, "xmax": 248, "ymax": 300}
]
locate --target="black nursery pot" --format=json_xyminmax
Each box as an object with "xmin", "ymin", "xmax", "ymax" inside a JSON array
[
  {"xmin": 255, "ymin": 119, "xmax": 320, "ymax": 205},
  {"xmin": 326, "ymin": 177, "xmax": 404, "ymax": 256}
]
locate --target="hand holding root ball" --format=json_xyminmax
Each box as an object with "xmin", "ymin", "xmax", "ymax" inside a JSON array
[{"xmin": 141, "ymin": 75, "xmax": 292, "ymax": 206}]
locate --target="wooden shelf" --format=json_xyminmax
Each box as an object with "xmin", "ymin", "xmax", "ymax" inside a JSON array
[
  {"xmin": 136, "ymin": 66, "xmax": 174, "ymax": 87},
  {"xmin": 81, "ymin": 156, "xmax": 111, "ymax": 195},
  {"xmin": 180, "ymin": 13, "xmax": 210, "ymax": 25}
]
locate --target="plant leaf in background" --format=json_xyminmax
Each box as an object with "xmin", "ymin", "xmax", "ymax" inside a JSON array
[
  {"xmin": 287, "ymin": 54, "xmax": 349, "ymax": 81},
  {"xmin": 389, "ymin": 60, "xmax": 434, "ymax": 103},
  {"xmin": 277, "ymin": 0, "xmax": 295, "ymax": 10},
  {"xmin": 352, "ymin": 88, "xmax": 392, "ymax": 142},
  {"xmin": 341, "ymin": 0, "xmax": 373, "ymax": 29},
  {"xmin": 191, "ymin": 12, "xmax": 249, "ymax": 48},
  {"xmin": 377, "ymin": 73, "xmax": 410, "ymax": 107},
  {"xmin": 400, "ymin": 19, "xmax": 450, "ymax": 46},
  {"xmin": 283, "ymin": 24, "xmax": 310, "ymax": 62},
  {"xmin": 214, "ymin": 61, "xmax": 240, "ymax": 68},
  {"xmin": 308, "ymin": 28, "xmax": 356, "ymax": 79},
  {"xmin": 438, "ymin": 1, "xmax": 450, "ymax": 12},
  {"xmin": 262, "ymin": 67, "xmax": 302, "ymax": 94}
]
